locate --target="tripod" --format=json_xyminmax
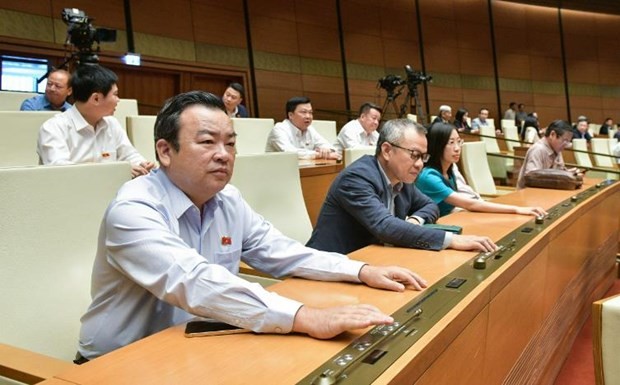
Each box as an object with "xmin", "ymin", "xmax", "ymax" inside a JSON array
[
  {"xmin": 381, "ymin": 85, "xmax": 404, "ymax": 119},
  {"xmin": 398, "ymin": 82, "xmax": 426, "ymax": 123}
]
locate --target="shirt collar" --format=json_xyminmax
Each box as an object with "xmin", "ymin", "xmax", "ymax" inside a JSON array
[
  {"xmin": 376, "ymin": 158, "xmax": 403, "ymax": 194},
  {"xmin": 154, "ymin": 168, "xmax": 223, "ymax": 220}
]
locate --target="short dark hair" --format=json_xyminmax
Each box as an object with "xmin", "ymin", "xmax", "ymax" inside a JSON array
[
  {"xmin": 154, "ymin": 91, "xmax": 226, "ymax": 161},
  {"xmin": 425, "ymin": 122, "xmax": 456, "ymax": 176},
  {"xmin": 285, "ymin": 96, "xmax": 311, "ymax": 116},
  {"xmin": 376, "ymin": 119, "xmax": 426, "ymax": 157},
  {"xmin": 509, "ymin": 102, "xmax": 517, "ymax": 108},
  {"xmin": 359, "ymin": 102, "xmax": 382, "ymax": 116},
  {"xmin": 544, "ymin": 120, "xmax": 571, "ymax": 138},
  {"xmin": 227, "ymin": 82, "xmax": 245, "ymax": 99},
  {"xmin": 70, "ymin": 64, "xmax": 118, "ymax": 102}
]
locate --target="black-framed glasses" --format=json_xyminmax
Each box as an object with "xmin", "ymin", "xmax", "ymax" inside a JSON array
[{"xmin": 387, "ymin": 142, "xmax": 430, "ymax": 163}]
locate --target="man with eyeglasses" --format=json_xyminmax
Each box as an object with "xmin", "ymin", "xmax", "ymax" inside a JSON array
[
  {"xmin": 307, "ymin": 119, "xmax": 498, "ymax": 254},
  {"xmin": 21, "ymin": 68, "xmax": 73, "ymax": 112},
  {"xmin": 516, "ymin": 119, "xmax": 582, "ymax": 189},
  {"xmin": 265, "ymin": 96, "xmax": 340, "ymax": 160}
]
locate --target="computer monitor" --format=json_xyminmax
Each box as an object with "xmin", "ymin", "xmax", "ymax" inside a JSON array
[{"xmin": 1, "ymin": 55, "xmax": 50, "ymax": 93}]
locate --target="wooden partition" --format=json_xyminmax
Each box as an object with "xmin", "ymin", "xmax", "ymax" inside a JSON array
[{"xmin": 35, "ymin": 178, "xmax": 619, "ymax": 385}]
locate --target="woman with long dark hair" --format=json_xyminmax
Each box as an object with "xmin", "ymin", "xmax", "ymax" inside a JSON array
[
  {"xmin": 415, "ymin": 123, "xmax": 546, "ymax": 217},
  {"xmin": 453, "ymin": 108, "xmax": 472, "ymax": 133}
]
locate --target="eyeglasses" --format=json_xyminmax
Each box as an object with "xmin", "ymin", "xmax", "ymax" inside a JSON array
[
  {"xmin": 388, "ymin": 142, "xmax": 430, "ymax": 163},
  {"xmin": 447, "ymin": 138, "xmax": 465, "ymax": 148}
]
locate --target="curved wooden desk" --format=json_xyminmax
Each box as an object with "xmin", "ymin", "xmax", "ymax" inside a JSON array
[
  {"xmin": 41, "ymin": 179, "xmax": 619, "ymax": 385},
  {"xmin": 299, "ymin": 159, "xmax": 344, "ymax": 227}
]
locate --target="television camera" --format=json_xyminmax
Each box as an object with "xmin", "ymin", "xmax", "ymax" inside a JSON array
[
  {"xmin": 378, "ymin": 64, "xmax": 433, "ymax": 120},
  {"xmin": 61, "ymin": 8, "xmax": 117, "ymax": 65}
]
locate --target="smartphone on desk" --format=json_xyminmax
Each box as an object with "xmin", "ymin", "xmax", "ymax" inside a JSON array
[{"xmin": 184, "ymin": 319, "xmax": 251, "ymax": 338}]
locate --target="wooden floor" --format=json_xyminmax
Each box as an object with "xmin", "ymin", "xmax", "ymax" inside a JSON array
[{"xmin": 554, "ymin": 271, "xmax": 620, "ymax": 385}]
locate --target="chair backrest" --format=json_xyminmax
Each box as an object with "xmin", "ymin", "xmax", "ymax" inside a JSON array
[
  {"xmin": 126, "ymin": 115, "xmax": 157, "ymax": 162},
  {"xmin": 312, "ymin": 120, "xmax": 337, "ymax": 144},
  {"xmin": 113, "ymin": 98, "xmax": 139, "ymax": 131},
  {"xmin": 230, "ymin": 152, "xmax": 312, "ymax": 244},
  {"xmin": 460, "ymin": 141, "xmax": 498, "ymax": 196},
  {"xmin": 344, "ymin": 146, "xmax": 375, "ymax": 167},
  {"xmin": 0, "ymin": 111, "xmax": 59, "ymax": 167},
  {"xmin": 406, "ymin": 114, "xmax": 417, "ymax": 122},
  {"xmin": 479, "ymin": 124, "xmax": 508, "ymax": 179},
  {"xmin": 571, "ymin": 138, "xmax": 593, "ymax": 168},
  {"xmin": 501, "ymin": 119, "xmax": 516, "ymax": 132},
  {"xmin": 0, "ymin": 91, "xmax": 37, "ymax": 110},
  {"xmin": 0, "ymin": 162, "xmax": 131, "ymax": 361},
  {"xmin": 231, "ymin": 118, "xmax": 274, "ymax": 155},
  {"xmin": 593, "ymin": 294, "xmax": 620, "ymax": 385},
  {"xmin": 590, "ymin": 138, "xmax": 615, "ymax": 168},
  {"xmin": 503, "ymin": 124, "xmax": 520, "ymax": 152}
]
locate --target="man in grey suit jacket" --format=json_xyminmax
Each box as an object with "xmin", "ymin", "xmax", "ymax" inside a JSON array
[{"xmin": 307, "ymin": 119, "xmax": 497, "ymax": 255}]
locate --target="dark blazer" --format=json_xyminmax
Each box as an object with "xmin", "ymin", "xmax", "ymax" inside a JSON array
[
  {"xmin": 306, "ymin": 155, "xmax": 446, "ymax": 254},
  {"xmin": 236, "ymin": 104, "xmax": 248, "ymax": 118}
]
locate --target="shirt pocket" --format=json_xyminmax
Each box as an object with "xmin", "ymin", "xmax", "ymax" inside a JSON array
[{"xmin": 212, "ymin": 248, "xmax": 242, "ymax": 274}]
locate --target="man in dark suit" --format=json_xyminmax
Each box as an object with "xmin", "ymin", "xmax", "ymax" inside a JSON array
[
  {"xmin": 306, "ymin": 119, "xmax": 497, "ymax": 254},
  {"xmin": 222, "ymin": 82, "xmax": 248, "ymax": 118}
]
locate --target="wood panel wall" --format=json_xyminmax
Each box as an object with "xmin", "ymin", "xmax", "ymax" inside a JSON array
[{"xmin": 0, "ymin": 0, "xmax": 619, "ymax": 127}]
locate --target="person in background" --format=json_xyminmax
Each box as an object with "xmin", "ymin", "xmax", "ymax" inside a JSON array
[
  {"xmin": 521, "ymin": 114, "xmax": 541, "ymax": 144},
  {"xmin": 415, "ymin": 123, "xmax": 545, "ymax": 217},
  {"xmin": 335, "ymin": 102, "xmax": 382, "ymax": 152},
  {"xmin": 515, "ymin": 103, "xmax": 528, "ymax": 132},
  {"xmin": 470, "ymin": 107, "xmax": 490, "ymax": 134},
  {"xmin": 37, "ymin": 64, "xmax": 154, "ymax": 178},
  {"xmin": 430, "ymin": 105, "xmax": 452, "ymax": 127},
  {"xmin": 20, "ymin": 68, "xmax": 72, "ymax": 112},
  {"xmin": 503, "ymin": 102, "xmax": 517, "ymax": 121},
  {"xmin": 572, "ymin": 116, "xmax": 592, "ymax": 142},
  {"xmin": 516, "ymin": 120, "xmax": 582, "ymax": 189},
  {"xmin": 76, "ymin": 91, "xmax": 427, "ymax": 361},
  {"xmin": 265, "ymin": 96, "xmax": 340, "ymax": 160},
  {"xmin": 306, "ymin": 118, "xmax": 498, "ymax": 255},
  {"xmin": 453, "ymin": 108, "xmax": 472, "ymax": 133},
  {"xmin": 599, "ymin": 117, "xmax": 613, "ymax": 136},
  {"xmin": 222, "ymin": 82, "xmax": 248, "ymax": 118}
]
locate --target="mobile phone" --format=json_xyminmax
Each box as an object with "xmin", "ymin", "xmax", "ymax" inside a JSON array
[
  {"xmin": 184, "ymin": 320, "xmax": 250, "ymax": 338},
  {"xmin": 423, "ymin": 223, "xmax": 463, "ymax": 234}
]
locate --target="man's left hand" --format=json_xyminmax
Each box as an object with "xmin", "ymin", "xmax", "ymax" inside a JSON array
[{"xmin": 358, "ymin": 265, "xmax": 428, "ymax": 292}]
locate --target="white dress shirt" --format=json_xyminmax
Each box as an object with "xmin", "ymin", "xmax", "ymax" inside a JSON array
[
  {"xmin": 265, "ymin": 119, "xmax": 335, "ymax": 158},
  {"xmin": 37, "ymin": 107, "xmax": 146, "ymax": 166},
  {"xmin": 78, "ymin": 168, "xmax": 364, "ymax": 358},
  {"xmin": 335, "ymin": 119, "xmax": 379, "ymax": 151}
]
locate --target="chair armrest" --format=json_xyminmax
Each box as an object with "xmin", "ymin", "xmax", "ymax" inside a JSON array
[{"xmin": 0, "ymin": 343, "xmax": 73, "ymax": 384}]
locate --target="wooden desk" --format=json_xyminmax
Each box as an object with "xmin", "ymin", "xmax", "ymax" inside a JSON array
[
  {"xmin": 41, "ymin": 180, "xmax": 619, "ymax": 385},
  {"xmin": 299, "ymin": 160, "xmax": 343, "ymax": 227}
]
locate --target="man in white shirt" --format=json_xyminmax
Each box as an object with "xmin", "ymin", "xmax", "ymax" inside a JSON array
[
  {"xmin": 335, "ymin": 102, "xmax": 382, "ymax": 152},
  {"xmin": 37, "ymin": 64, "xmax": 154, "ymax": 178},
  {"xmin": 265, "ymin": 96, "xmax": 340, "ymax": 160},
  {"xmin": 76, "ymin": 91, "xmax": 427, "ymax": 361}
]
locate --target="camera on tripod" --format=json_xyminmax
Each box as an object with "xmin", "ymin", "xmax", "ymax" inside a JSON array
[
  {"xmin": 377, "ymin": 64, "xmax": 433, "ymax": 120},
  {"xmin": 404, "ymin": 64, "xmax": 432, "ymax": 88},
  {"xmin": 377, "ymin": 74, "xmax": 405, "ymax": 95},
  {"xmin": 62, "ymin": 8, "xmax": 117, "ymax": 65}
]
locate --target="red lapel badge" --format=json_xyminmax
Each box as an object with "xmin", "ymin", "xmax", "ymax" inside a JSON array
[{"xmin": 221, "ymin": 236, "xmax": 232, "ymax": 246}]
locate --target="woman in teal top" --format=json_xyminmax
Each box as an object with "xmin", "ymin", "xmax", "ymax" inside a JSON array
[{"xmin": 416, "ymin": 123, "xmax": 546, "ymax": 217}]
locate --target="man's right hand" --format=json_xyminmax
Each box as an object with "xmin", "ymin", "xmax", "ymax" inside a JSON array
[
  {"xmin": 449, "ymin": 234, "xmax": 497, "ymax": 252},
  {"xmin": 292, "ymin": 304, "xmax": 393, "ymax": 339}
]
